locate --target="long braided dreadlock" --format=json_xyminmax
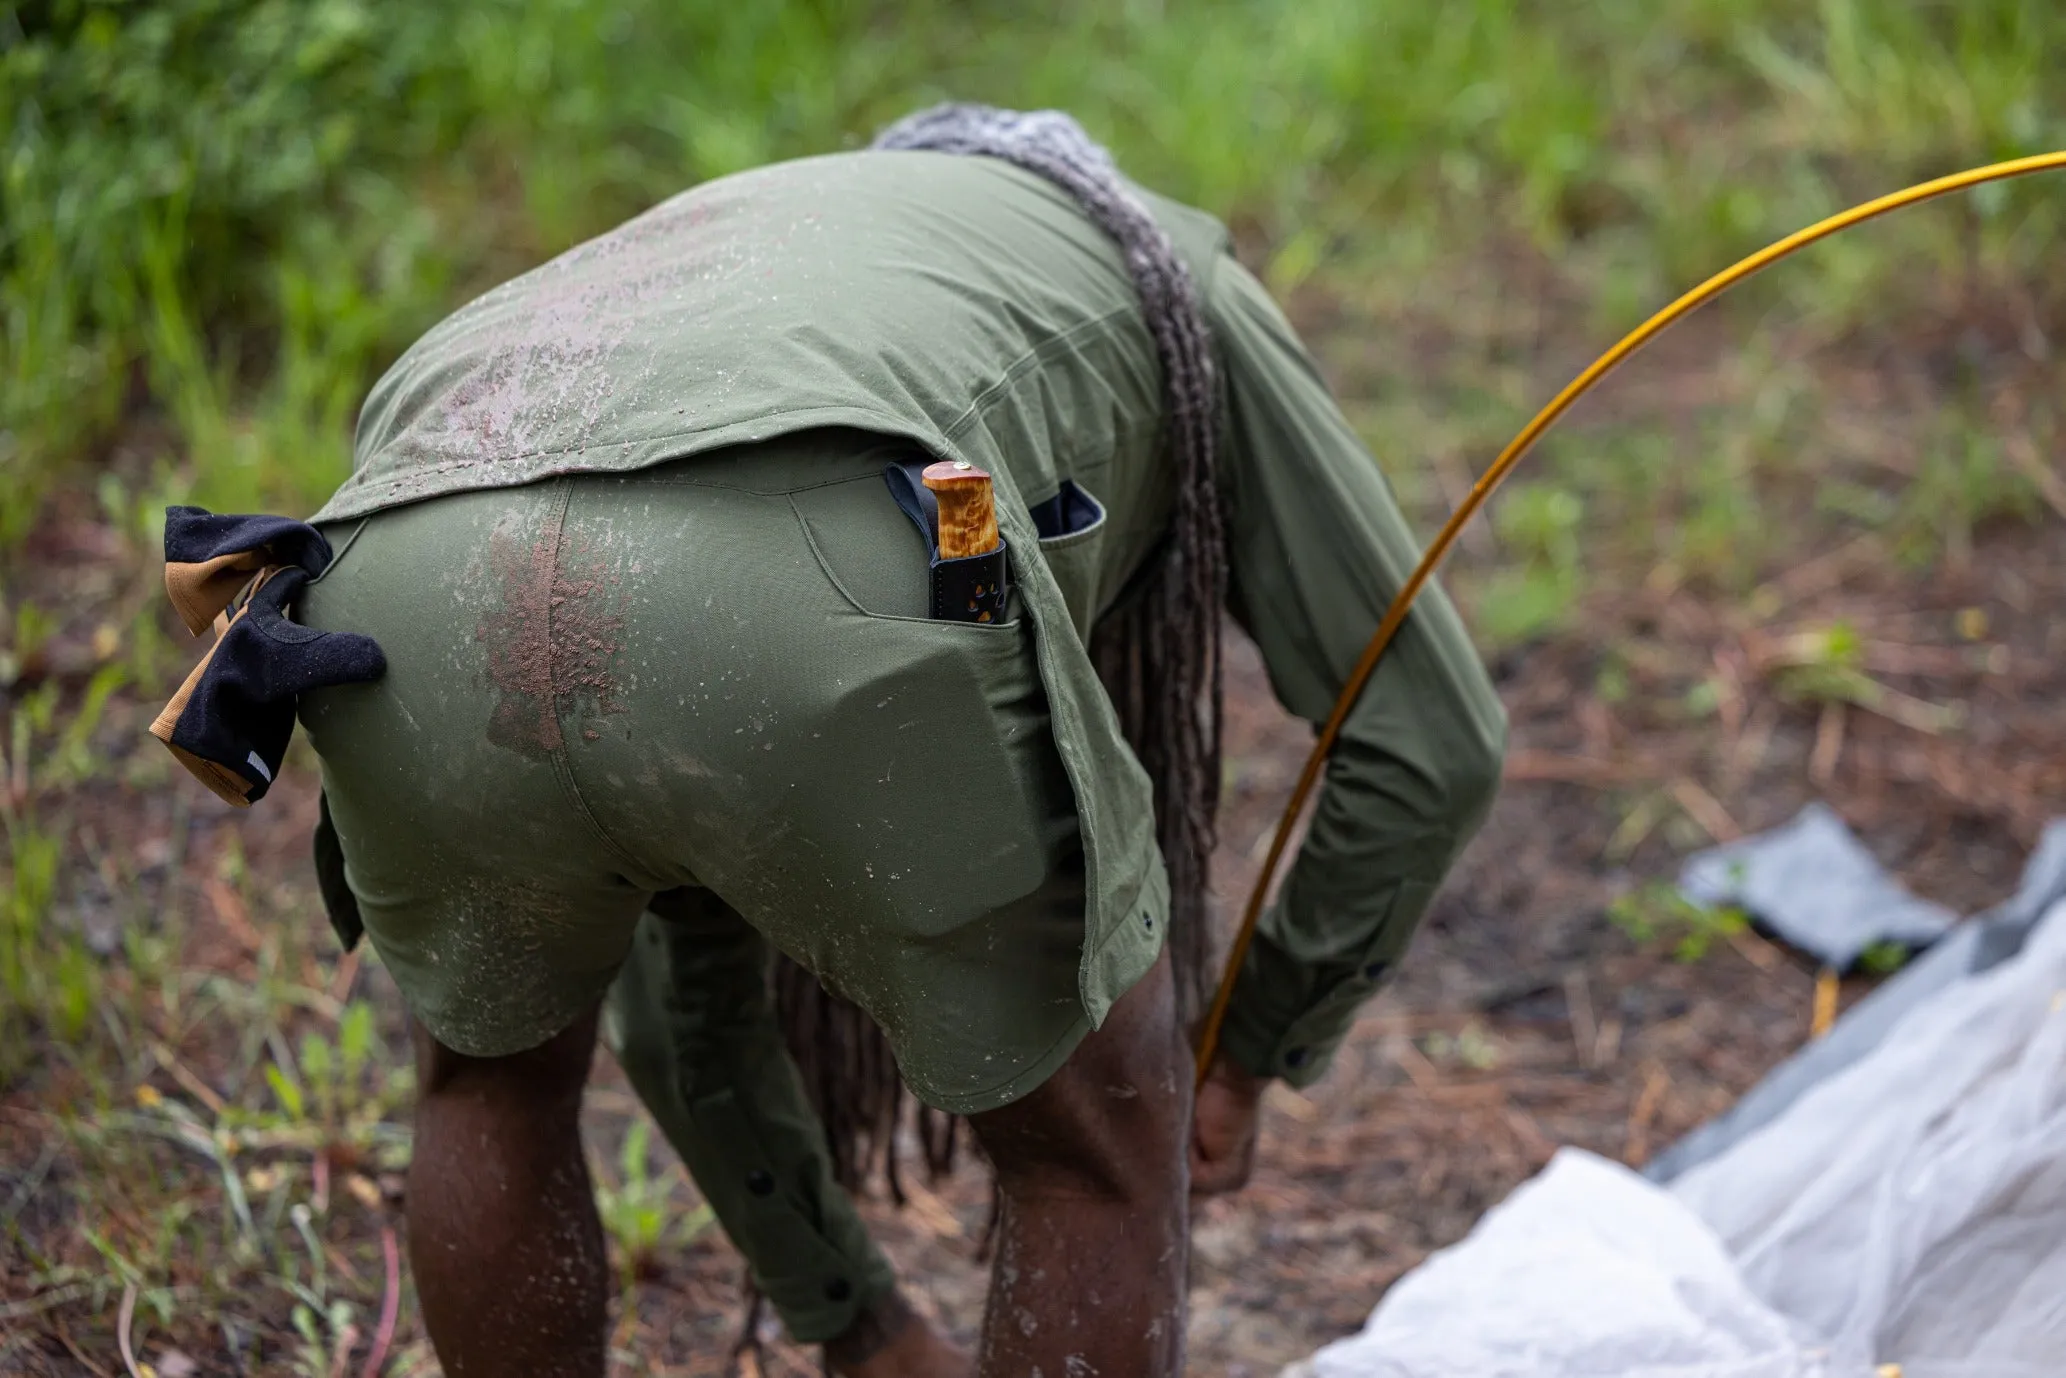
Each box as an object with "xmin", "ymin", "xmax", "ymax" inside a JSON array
[
  {"xmin": 875, "ymin": 101, "xmax": 1228, "ymax": 1013},
  {"xmin": 769, "ymin": 103, "xmax": 1226, "ymax": 1207}
]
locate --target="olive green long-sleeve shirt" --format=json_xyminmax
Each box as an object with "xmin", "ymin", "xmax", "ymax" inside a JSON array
[
  {"xmin": 317, "ymin": 149, "xmax": 1506, "ymax": 1083},
  {"xmin": 1202, "ymin": 259, "xmax": 1506, "ymax": 1084}
]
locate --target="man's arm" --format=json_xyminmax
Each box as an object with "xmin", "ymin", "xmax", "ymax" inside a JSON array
[{"xmin": 1205, "ymin": 252, "xmax": 1508, "ymax": 1090}]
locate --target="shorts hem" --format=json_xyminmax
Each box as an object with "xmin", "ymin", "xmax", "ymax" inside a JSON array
[
  {"xmin": 388, "ymin": 944, "xmax": 616, "ymax": 1060},
  {"xmin": 904, "ymin": 1007, "xmax": 1095, "ymax": 1118}
]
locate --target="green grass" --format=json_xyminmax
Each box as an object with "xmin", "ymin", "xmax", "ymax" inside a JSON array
[
  {"xmin": 5, "ymin": 0, "xmax": 2066, "ymax": 1366},
  {"xmin": 1609, "ymin": 882, "xmax": 1752, "ymax": 964},
  {"xmin": 8, "ymin": 0, "xmax": 2066, "ymax": 534}
]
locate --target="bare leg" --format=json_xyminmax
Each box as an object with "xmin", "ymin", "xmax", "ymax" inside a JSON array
[
  {"xmin": 968, "ymin": 952, "xmax": 1190, "ymax": 1377},
  {"xmin": 407, "ymin": 1007, "xmax": 610, "ymax": 1377}
]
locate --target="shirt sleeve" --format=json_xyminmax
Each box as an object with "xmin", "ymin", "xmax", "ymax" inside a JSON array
[{"xmin": 1204, "ymin": 252, "xmax": 1508, "ymax": 1088}]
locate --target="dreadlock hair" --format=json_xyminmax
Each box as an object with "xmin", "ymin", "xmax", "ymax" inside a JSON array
[
  {"xmin": 772, "ymin": 956, "xmax": 959, "ymax": 1199},
  {"xmin": 874, "ymin": 101, "xmax": 1228, "ymax": 1015},
  {"xmin": 766, "ymin": 104, "xmax": 1226, "ymax": 1214}
]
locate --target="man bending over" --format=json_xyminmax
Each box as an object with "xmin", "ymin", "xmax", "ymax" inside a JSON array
[{"xmin": 174, "ymin": 105, "xmax": 1504, "ymax": 1376}]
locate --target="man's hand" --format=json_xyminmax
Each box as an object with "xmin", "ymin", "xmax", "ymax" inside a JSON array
[
  {"xmin": 825, "ymin": 1290, "xmax": 972, "ymax": 1378},
  {"xmin": 1189, "ymin": 1053, "xmax": 1267, "ymax": 1197}
]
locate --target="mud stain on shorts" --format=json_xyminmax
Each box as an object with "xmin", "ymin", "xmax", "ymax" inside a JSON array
[{"xmin": 476, "ymin": 506, "xmax": 628, "ymax": 757}]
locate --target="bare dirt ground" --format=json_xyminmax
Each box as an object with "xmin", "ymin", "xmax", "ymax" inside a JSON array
[{"xmin": 4, "ymin": 334, "xmax": 2064, "ymax": 1375}]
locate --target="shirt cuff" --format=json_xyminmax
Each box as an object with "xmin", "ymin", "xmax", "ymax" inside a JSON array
[{"xmin": 1212, "ymin": 881, "xmax": 1434, "ymax": 1088}]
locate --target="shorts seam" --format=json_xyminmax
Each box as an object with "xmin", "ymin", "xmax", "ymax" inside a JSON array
[
  {"xmin": 535, "ymin": 479, "xmax": 653, "ymax": 883},
  {"xmin": 1075, "ymin": 843, "xmax": 1169, "ymax": 1016},
  {"xmin": 549, "ymin": 757, "xmax": 649, "ymax": 879}
]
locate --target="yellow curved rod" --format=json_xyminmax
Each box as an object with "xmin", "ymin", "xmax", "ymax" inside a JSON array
[{"xmin": 1195, "ymin": 150, "xmax": 2066, "ymax": 1083}]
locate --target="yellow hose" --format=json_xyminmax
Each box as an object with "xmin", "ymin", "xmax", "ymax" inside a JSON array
[{"xmin": 1195, "ymin": 150, "xmax": 2066, "ymax": 1083}]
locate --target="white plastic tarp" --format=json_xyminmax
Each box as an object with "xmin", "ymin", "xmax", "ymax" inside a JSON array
[
  {"xmin": 1285, "ymin": 896, "xmax": 2066, "ymax": 1378},
  {"xmin": 1284, "ymin": 1149, "xmax": 1829, "ymax": 1378}
]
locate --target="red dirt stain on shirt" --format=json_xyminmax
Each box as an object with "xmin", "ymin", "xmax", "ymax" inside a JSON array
[{"xmin": 476, "ymin": 507, "xmax": 626, "ymax": 756}]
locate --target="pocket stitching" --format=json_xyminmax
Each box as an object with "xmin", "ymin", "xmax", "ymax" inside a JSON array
[
  {"xmin": 307, "ymin": 517, "xmax": 372, "ymax": 586},
  {"xmin": 790, "ymin": 496, "xmax": 1022, "ymax": 633}
]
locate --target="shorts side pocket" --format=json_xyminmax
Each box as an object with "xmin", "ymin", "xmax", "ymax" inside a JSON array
[{"xmin": 1032, "ymin": 479, "xmax": 1110, "ymax": 640}]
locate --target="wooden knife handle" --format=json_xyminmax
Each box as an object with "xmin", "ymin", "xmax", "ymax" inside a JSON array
[{"xmin": 922, "ymin": 461, "xmax": 1001, "ymax": 560}]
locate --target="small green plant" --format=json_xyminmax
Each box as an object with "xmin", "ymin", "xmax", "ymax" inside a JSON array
[
  {"xmin": 594, "ymin": 1118, "xmax": 713, "ymax": 1281},
  {"xmin": 1770, "ymin": 620, "xmax": 1870, "ymax": 702},
  {"xmin": 0, "ymin": 795, "xmax": 100, "ymax": 1080},
  {"xmin": 1594, "ymin": 651, "xmax": 1633, "ymax": 704},
  {"xmin": 1610, "ymin": 883, "xmax": 1750, "ymax": 964},
  {"xmin": 1477, "ymin": 482, "xmax": 1585, "ymax": 646},
  {"xmin": 1857, "ymin": 940, "xmax": 1911, "ymax": 976},
  {"xmin": 295, "ymin": 1000, "xmax": 377, "ymax": 1129},
  {"xmin": 1767, "ymin": 621, "xmax": 1964, "ymax": 733},
  {"xmin": 284, "ymin": 1203, "xmax": 361, "ymax": 1378},
  {"xmin": 1892, "ymin": 424, "xmax": 2042, "ymax": 570},
  {"xmin": 2, "ymin": 603, "xmax": 60, "ymax": 686},
  {"xmin": 1421, "ymin": 1020, "xmax": 1502, "ymax": 1072}
]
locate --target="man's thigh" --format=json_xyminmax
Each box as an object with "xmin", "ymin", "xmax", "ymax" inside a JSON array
[
  {"xmin": 969, "ymin": 948, "xmax": 1188, "ymax": 1194},
  {"xmin": 964, "ymin": 950, "xmax": 1190, "ymax": 1374}
]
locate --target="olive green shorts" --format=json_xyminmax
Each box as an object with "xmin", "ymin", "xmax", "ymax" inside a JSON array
[{"xmin": 299, "ymin": 432, "xmax": 1097, "ymax": 1116}]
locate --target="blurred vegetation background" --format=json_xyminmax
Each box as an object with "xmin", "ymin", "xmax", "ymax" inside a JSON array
[
  {"xmin": 7, "ymin": 0, "xmax": 2063, "ymax": 539},
  {"xmin": 4, "ymin": 3, "xmax": 2065, "ymax": 1370}
]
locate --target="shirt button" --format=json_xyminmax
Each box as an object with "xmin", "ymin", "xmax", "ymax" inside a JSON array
[
  {"xmin": 1362, "ymin": 961, "xmax": 1387, "ymax": 980},
  {"xmin": 746, "ymin": 1169, "xmax": 776, "ymax": 1197},
  {"xmin": 1284, "ymin": 1047, "xmax": 1310, "ymax": 1069},
  {"xmin": 825, "ymin": 1277, "xmax": 853, "ymax": 1302}
]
